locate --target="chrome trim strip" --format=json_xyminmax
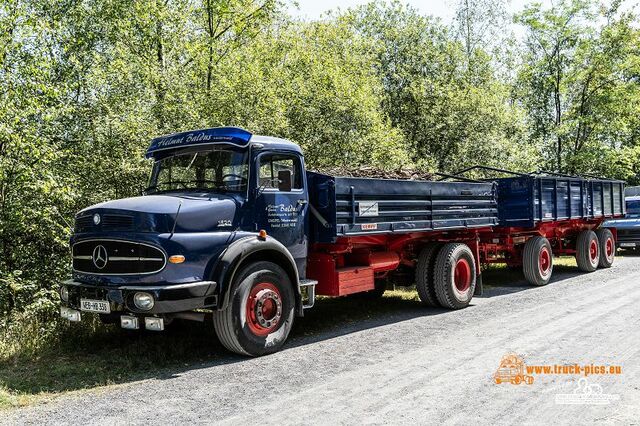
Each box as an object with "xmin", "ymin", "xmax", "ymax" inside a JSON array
[
  {"xmin": 119, "ymin": 281, "xmax": 215, "ymax": 291},
  {"xmin": 109, "ymin": 257, "xmax": 164, "ymax": 262},
  {"xmin": 63, "ymin": 279, "xmax": 215, "ymax": 291},
  {"xmin": 74, "ymin": 255, "xmax": 164, "ymax": 262},
  {"xmin": 71, "ymin": 239, "xmax": 167, "ymax": 276}
]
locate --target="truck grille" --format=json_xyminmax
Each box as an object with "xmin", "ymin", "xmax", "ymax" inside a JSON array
[
  {"xmin": 72, "ymin": 239, "xmax": 166, "ymax": 275},
  {"xmin": 75, "ymin": 214, "xmax": 134, "ymax": 233}
]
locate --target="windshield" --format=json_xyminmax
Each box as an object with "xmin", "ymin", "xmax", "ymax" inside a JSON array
[
  {"xmin": 627, "ymin": 199, "xmax": 640, "ymax": 218},
  {"xmin": 148, "ymin": 149, "xmax": 249, "ymax": 193}
]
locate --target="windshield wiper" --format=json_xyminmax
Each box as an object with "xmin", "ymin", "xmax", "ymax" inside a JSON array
[
  {"xmin": 143, "ymin": 185, "xmax": 158, "ymax": 195},
  {"xmin": 183, "ymin": 180, "xmax": 247, "ymax": 192},
  {"xmin": 144, "ymin": 181, "xmax": 193, "ymax": 194},
  {"xmin": 145, "ymin": 180, "xmax": 245, "ymax": 194}
]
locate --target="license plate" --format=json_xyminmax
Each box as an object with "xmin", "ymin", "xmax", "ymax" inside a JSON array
[
  {"xmin": 620, "ymin": 242, "xmax": 636, "ymax": 248},
  {"xmin": 80, "ymin": 299, "xmax": 111, "ymax": 314}
]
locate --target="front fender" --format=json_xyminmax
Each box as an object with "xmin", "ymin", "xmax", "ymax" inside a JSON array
[{"xmin": 211, "ymin": 235, "xmax": 301, "ymax": 313}]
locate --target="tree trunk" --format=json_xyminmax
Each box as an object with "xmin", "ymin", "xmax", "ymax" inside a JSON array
[{"xmin": 155, "ymin": 17, "xmax": 166, "ymax": 129}]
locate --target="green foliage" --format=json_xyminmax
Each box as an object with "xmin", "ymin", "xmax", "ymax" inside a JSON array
[
  {"xmin": 0, "ymin": 0, "xmax": 639, "ymax": 339},
  {"xmin": 515, "ymin": 0, "xmax": 640, "ymax": 178},
  {"xmin": 343, "ymin": 1, "xmax": 539, "ymax": 173}
]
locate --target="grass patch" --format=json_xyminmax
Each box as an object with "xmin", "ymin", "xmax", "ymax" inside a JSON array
[
  {"xmin": 0, "ymin": 255, "xmax": 590, "ymax": 410},
  {"xmin": 0, "ymin": 316, "xmax": 225, "ymax": 410},
  {"xmin": 0, "ymin": 291, "xmax": 427, "ymax": 410}
]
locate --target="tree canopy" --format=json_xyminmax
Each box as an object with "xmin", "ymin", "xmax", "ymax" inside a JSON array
[{"xmin": 1, "ymin": 0, "xmax": 639, "ymax": 321}]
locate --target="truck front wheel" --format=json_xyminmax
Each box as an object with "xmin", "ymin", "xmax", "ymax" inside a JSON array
[
  {"xmin": 213, "ymin": 261, "xmax": 295, "ymax": 356},
  {"xmin": 433, "ymin": 243, "xmax": 476, "ymax": 309},
  {"xmin": 523, "ymin": 236, "xmax": 553, "ymax": 286},
  {"xmin": 576, "ymin": 230, "xmax": 600, "ymax": 272}
]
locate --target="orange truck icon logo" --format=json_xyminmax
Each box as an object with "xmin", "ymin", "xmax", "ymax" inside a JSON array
[{"xmin": 494, "ymin": 353, "xmax": 534, "ymax": 385}]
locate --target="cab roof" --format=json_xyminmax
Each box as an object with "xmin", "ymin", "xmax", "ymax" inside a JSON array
[{"xmin": 145, "ymin": 127, "xmax": 302, "ymax": 158}]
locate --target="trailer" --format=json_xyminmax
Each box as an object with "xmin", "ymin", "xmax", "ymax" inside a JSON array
[
  {"xmin": 447, "ymin": 167, "xmax": 625, "ymax": 285},
  {"xmin": 59, "ymin": 128, "xmax": 626, "ymax": 356}
]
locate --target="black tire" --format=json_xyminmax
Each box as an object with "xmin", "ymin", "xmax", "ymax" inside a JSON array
[
  {"xmin": 433, "ymin": 243, "xmax": 476, "ymax": 309},
  {"xmin": 576, "ymin": 230, "xmax": 600, "ymax": 272},
  {"xmin": 415, "ymin": 243, "xmax": 442, "ymax": 307},
  {"xmin": 213, "ymin": 261, "xmax": 295, "ymax": 356},
  {"xmin": 595, "ymin": 228, "xmax": 615, "ymax": 268},
  {"xmin": 522, "ymin": 236, "xmax": 553, "ymax": 286}
]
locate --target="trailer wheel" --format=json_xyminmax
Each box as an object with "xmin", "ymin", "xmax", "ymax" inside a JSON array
[
  {"xmin": 415, "ymin": 243, "xmax": 442, "ymax": 307},
  {"xmin": 523, "ymin": 236, "xmax": 553, "ymax": 286},
  {"xmin": 213, "ymin": 261, "xmax": 295, "ymax": 356},
  {"xmin": 433, "ymin": 243, "xmax": 476, "ymax": 309},
  {"xmin": 595, "ymin": 228, "xmax": 615, "ymax": 268},
  {"xmin": 576, "ymin": 230, "xmax": 600, "ymax": 272}
]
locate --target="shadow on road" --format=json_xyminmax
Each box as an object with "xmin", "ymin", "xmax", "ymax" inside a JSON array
[
  {"xmin": 0, "ymin": 260, "xmax": 613, "ymax": 403},
  {"xmin": 479, "ymin": 264, "xmax": 582, "ymax": 297}
]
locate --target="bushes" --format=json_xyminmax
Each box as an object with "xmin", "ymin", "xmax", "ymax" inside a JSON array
[{"xmin": 0, "ymin": 292, "xmax": 61, "ymax": 360}]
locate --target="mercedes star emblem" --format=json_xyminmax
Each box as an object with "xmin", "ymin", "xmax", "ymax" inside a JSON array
[{"xmin": 92, "ymin": 245, "xmax": 108, "ymax": 269}]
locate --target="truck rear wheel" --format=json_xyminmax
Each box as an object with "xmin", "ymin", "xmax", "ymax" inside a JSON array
[
  {"xmin": 415, "ymin": 243, "xmax": 442, "ymax": 307},
  {"xmin": 576, "ymin": 230, "xmax": 600, "ymax": 272},
  {"xmin": 433, "ymin": 243, "xmax": 476, "ymax": 309},
  {"xmin": 595, "ymin": 228, "xmax": 615, "ymax": 268},
  {"xmin": 523, "ymin": 236, "xmax": 553, "ymax": 286},
  {"xmin": 213, "ymin": 261, "xmax": 295, "ymax": 356}
]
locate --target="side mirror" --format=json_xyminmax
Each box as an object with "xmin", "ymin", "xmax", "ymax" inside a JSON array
[{"xmin": 278, "ymin": 170, "xmax": 292, "ymax": 192}]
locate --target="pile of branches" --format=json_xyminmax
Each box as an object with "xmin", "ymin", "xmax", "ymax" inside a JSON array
[{"xmin": 313, "ymin": 166, "xmax": 433, "ymax": 181}]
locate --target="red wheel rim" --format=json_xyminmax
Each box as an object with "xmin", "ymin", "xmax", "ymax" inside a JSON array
[
  {"xmin": 605, "ymin": 237, "xmax": 613, "ymax": 258},
  {"xmin": 538, "ymin": 246, "xmax": 551, "ymax": 276},
  {"xmin": 245, "ymin": 282, "xmax": 283, "ymax": 336},
  {"xmin": 589, "ymin": 239, "xmax": 598, "ymax": 262},
  {"xmin": 454, "ymin": 258, "xmax": 471, "ymax": 293}
]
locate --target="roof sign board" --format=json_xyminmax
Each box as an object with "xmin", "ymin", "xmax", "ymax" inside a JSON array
[{"xmin": 145, "ymin": 127, "xmax": 252, "ymax": 158}]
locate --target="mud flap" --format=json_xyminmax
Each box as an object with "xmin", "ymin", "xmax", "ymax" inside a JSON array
[{"xmin": 474, "ymin": 273, "xmax": 483, "ymax": 296}]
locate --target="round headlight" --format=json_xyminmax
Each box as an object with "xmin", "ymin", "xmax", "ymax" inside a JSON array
[
  {"xmin": 133, "ymin": 292, "xmax": 154, "ymax": 311},
  {"xmin": 59, "ymin": 286, "xmax": 69, "ymax": 302}
]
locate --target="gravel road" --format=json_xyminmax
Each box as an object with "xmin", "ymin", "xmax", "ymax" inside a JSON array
[{"xmin": 4, "ymin": 256, "xmax": 640, "ymax": 425}]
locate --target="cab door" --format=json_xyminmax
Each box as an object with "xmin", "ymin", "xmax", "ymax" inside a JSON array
[{"xmin": 253, "ymin": 151, "xmax": 309, "ymax": 275}]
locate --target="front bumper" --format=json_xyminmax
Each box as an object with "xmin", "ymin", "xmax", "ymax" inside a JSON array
[{"xmin": 61, "ymin": 279, "xmax": 218, "ymax": 315}]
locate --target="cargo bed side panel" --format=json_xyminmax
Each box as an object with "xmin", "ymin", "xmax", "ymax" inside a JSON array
[
  {"xmin": 495, "ymin": 175, "xmax": 625, "ymax": 228},
  {"xmin": 307, "ymin": 172, "xmax": 498, "ymax": 243}
]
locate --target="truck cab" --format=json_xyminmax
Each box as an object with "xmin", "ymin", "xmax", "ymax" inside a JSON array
[{"xmin": 62, "ymin": 127, "xmax": 315, "ymax": 356}]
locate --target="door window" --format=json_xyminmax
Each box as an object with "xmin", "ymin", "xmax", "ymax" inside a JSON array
[{"xmin": 259, "ymin": 154, "xmax": 302, "ymax": 190}]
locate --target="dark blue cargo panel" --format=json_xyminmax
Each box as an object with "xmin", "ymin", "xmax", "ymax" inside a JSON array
[
  {"xmin": 307, "ymin": 172, "xmax": 498, "ymax": 243},
  {"xmin": 495, "ymin": 174, "xmax": 625, "ymax": 228}
]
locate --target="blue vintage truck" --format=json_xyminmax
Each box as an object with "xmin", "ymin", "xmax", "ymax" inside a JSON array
[{"xmin": 60, "ymin": 127, "xmax": 625, "ymax": 356}]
